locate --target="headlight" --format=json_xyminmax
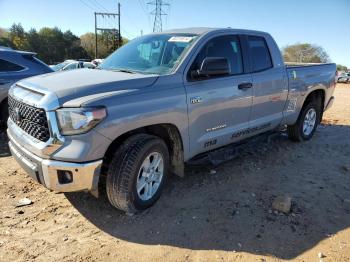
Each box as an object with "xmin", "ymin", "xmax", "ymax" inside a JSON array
[{"xmin": 56, "ymin": 107, "xmax": 107, "ymax": 135}]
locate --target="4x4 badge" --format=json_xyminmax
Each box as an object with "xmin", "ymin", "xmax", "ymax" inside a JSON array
[{"xmin": 190, "ymin": 97, "xmax": 202, "ymax": 104}]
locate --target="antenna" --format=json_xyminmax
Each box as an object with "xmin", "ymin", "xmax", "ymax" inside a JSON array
[{"xmin": 147, "ymin": 0, "xmax": 170, "ymax": 32}]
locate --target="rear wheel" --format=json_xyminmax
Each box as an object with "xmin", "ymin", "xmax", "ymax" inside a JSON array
[
  {"xmin": 106, "ymin": 134, "xmax": 170, "ymax": 213},
  {"xmin": 287, "ymin": 102, "xmax": 320, "ymax": 142}
]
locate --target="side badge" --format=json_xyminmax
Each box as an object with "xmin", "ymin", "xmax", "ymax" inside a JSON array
[
  {"xmin": 190, "ymin": 96, "xmax": 202, "ymax": 104},
  {"xmin": 287, "ymin": 98, "xmax": 297, "ymax": 111}
]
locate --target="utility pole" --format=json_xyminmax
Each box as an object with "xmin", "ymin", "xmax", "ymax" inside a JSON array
[
  {"xmin": 94, "ymin": 12, "xmax": 97, "ymax": 59},
  {"xmin": 118, "ymin": 2, "xmax": 121, "ymax": 47},
  {"xmin": 147, "ymin": 0, "xmax": 169, "ymax": 32},
  {"xmin": 94, "ymin": 3, "xmax": 121, "ymax": 59}
]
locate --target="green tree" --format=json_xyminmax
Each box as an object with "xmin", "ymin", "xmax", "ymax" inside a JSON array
[
  {"xmin": 8, "ymin": 23, "xmax": 29, "ymax": 50},
  {"xmin": 336, "ymin": 64, "xmax": 348, "ymax": 71},
  {"xmin": 26, "ymin": 28, "xmax": 41, "ymax": 52},
  {"xmin": 80, "ymin": 32, "xmax": 127, "ymax": 59},
  {"xmin": 0, "ymin": 27, "xmax": 9, "ymax": 38},
  {"xmin": 0, "ymin": 37, "xmax": 14, "ymax": 48},
  {"xmin": 80, "ymin": 32, "xmax": 97, "ymax": 58},
  {"xmin": 63, "ymin": 30, "xmax": 90, "ymax": 60},
  {"xmin": 0, "ymin": 27, "xmax": 13, "ymax": 48},
  {"xmin": 1, "ymin": 24, "xmax": 127, "ymax": 63},
  {"xmin": 282, "ymin": 43, "xmax": 331, "ymax": 63},
  {"xmin": 38, "ymin": 27, "xmax": 68, "ymax": 63}
]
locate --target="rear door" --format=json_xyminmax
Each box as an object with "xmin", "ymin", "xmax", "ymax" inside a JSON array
[
  {"xmin": 246, "ymin": 35, "xmax": 288, "ymax": 130},
  {"xmin": 184, "ymin": 34, "xmax": 253, "ymax": 157}
]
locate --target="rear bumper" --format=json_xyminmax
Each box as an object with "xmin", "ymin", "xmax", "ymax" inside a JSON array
[
  {"xmin": 8, "ymin": 132, "xmax": 102, "ymax": 195},
  {"xmin": 324, "ymin": 96, "xmax": 334, "ymax": 111}
]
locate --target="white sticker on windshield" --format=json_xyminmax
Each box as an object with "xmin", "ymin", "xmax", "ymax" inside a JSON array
[{"xmin": 168, "ymin": 36, "xmax": 193, "ymax": 43}]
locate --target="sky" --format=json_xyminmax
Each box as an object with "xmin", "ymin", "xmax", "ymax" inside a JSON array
[{"xmin": 0, "ymin": 0, "xmax": 349, "ymax": 66}]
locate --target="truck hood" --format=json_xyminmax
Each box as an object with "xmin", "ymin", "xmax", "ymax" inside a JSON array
[{"xmin": 17, "ymin": 69, "xmax": 158, "ymax": 106}]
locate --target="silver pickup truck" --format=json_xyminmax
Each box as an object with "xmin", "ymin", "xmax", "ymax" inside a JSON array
[{"xmin": 7, "ymin": 28, "xmax": 336, "ymax": 213}]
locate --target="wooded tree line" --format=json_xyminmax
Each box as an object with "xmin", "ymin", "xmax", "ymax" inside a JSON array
[
  {"xmin": 0, "ymin": 23, "xmax": 347, "ymax": 70},
  {"xmin": 282, "ymin": 43, "xmax": 347, "ymax": 70},
  {"xmin": 0, "ymin": 23, "xmax": 126, "ymax": 64}
]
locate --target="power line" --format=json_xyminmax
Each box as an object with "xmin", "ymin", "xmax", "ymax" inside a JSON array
[
  {"xmin": 138, "ymin": 0, "xmax": 148, "ymax": 16},
  {"xmin": 166, "ymin": 0, "xmax": 173, "ymax": 26},
  {"xmin": 147, "ymin": 0, "xmax": 170, "ymax": 32},
  {"xmin": 90, "ymin": 0, "xmax": 109, "ymax": 12},
  {"xmin": 86, "ymin": 0, "xmax": 117, "ymax": 30},
  {"xmin": 138, "ymin": 0, "xmax": 152, "ymax": 32},
  {"xmin": 79, "ymin": 0, "xmax": 96, "ymax": 11}
]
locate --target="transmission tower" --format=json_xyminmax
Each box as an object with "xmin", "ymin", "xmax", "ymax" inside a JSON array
[
  {"xmin": 147, "ymin": 0, "xmax": 169, "ymax": 32},
  {"xmin": 94, "ymin": 3, "xmax": 121, "ymax": 58}
]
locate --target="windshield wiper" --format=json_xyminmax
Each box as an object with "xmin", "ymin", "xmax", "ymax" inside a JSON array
[{"xmin": 111, "ymin": 68, "xmax": 137, "ymax": 74}]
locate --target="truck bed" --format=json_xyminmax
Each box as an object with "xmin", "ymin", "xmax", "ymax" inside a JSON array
[
  {"xmin": 285, "ymin": 62, "xmax": 336, "ymax": 121},
  {"xmin": 285, "ymin": 62, "xmax": 336, "ymax": 85}
]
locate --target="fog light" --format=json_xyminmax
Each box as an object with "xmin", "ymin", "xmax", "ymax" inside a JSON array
[{"xmin": 57, "ymin": 170, "xmax": 73, "ymax": 184}]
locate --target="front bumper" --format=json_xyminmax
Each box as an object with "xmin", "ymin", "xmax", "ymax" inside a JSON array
[{"xmin": 8, "ymin": 131, "xmax": 102, "ymax": 195}]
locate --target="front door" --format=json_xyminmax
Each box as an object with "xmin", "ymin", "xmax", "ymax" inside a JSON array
[{"xmin": 184, "ymin": 35, "xmax": 253, "ymax": 158}]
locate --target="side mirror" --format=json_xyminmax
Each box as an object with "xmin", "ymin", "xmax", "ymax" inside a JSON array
[{"xmin": 192, "ymin": 57, "xmax": 230, "ymax": 78}]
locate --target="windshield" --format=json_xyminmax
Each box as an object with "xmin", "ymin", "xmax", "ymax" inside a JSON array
[
  {"xmin": 52, "ymin": 61, "xmax": 70, "ymax": 71},
  {"xmin": 100, "ymin": 34, "xmax": 197, "ymax": 75}
]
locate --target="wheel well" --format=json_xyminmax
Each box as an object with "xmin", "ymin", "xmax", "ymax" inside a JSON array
[
  {"xmin": 0, "ymin": 97, "xmax": 8, "ymax": 123},
  {"xmin": 303, "ymin": 89, "xmax": 325, "ymax": 122},
  {"xmin": 101, "ymin": 124, "xmax": 185, "ymax": 179}
]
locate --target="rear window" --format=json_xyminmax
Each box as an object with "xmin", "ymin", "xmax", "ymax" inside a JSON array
[
  {"xmin": 0, "ymin": 59, "xmax": 25, "ymax": 72},
  {"xmin": 247, "ymin": 36, "xmax": 272, "ymax": 72}
]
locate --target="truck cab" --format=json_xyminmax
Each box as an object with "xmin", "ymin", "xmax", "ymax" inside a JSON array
[{"xmin": 7, "ymin": 28, "xmax": 336, "ymax": 213}]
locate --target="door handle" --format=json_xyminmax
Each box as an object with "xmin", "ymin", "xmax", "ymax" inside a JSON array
[{"xmin": 238, "ymin": 82, "xmax": 253, "ymax": 90}]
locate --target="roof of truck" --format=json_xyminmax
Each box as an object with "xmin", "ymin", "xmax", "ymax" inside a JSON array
[{"xmin": 160, "ymin": 27, "xmax": 269, "ymax": 36}]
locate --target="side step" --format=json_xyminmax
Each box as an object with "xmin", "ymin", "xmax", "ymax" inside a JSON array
[{"xmin": 187, "ymin": 130, "xmax": 285, "ymax": 167}]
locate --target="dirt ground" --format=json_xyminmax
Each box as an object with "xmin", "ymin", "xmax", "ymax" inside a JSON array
[{"xmin": 0, "ymin": 84, "xmax": 350, "ymax": 262}]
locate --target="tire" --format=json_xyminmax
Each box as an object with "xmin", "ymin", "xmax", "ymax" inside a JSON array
[
  {"xmin": 106, "ymin": 134, "xmax": 170, "ymax": 213},
  {"xmin": 287, "ymin": 102, "xmax": 321, "ymax": 142}
]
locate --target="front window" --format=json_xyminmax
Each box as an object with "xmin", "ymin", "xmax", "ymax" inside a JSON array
[
  {"xmin": 189, "ymin": 35, "xmax": 244, "ymax": 77},
  {"xmin": 100, "ymin": 34, "xmax": 198, "ymax": 75}
]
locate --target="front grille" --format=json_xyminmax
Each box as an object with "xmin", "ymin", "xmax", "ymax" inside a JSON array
[{"xmin": 8, "ymin": 95, "xmax": 50, "ymax": 142}]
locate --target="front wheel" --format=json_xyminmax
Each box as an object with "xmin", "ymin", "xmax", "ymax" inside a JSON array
[
  {"xmin": 106, "ymin": 134, "xmax": 170, "ymax": 213},
  {"xmin": 287, "ymin": 103, "xmax": 320, "ymax": 142}
]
